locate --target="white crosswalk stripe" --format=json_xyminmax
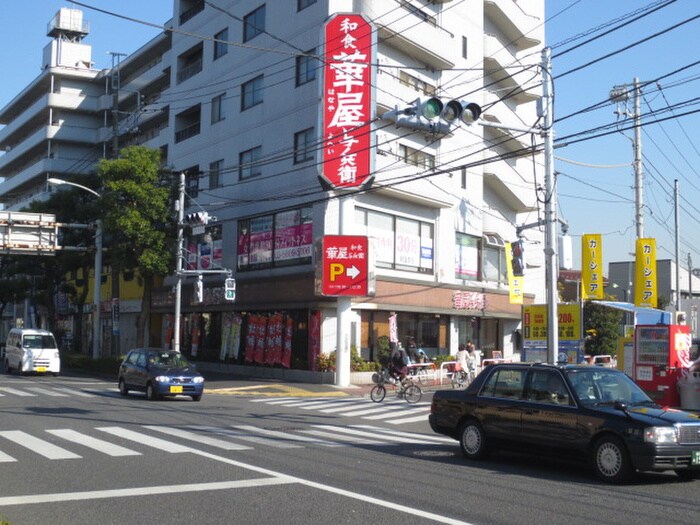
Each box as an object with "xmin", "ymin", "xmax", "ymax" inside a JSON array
[
  {"xmin": 23, "ymin": 387, "xmax": 69, "ymax": 397},
  {"xmin": 0, "ymin": 387, "xmax": 38, "ymax": 397},
  {"xmin": 46, "ymin": 429, "xmax": 142, "ymax": 457},
  {"xmin": 247, "ymin": 396, "xmax": 430, "ymax": 425},
  {"xmin": 0, "ymin": 423, "xmax": 452, "ymax": 464},
  {"xmin": 0, "ymin": 430, "xmax": 81, "ymax": 459}
]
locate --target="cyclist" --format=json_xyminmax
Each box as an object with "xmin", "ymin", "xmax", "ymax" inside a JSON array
[{"xmin": 389, "ymin": 342, "xmax": 409, "ymax": 386}]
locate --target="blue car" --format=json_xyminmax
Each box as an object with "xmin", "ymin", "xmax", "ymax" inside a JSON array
[{"xmin": 118, "ymin": 348, "xmax": 204, "ymax": 401}]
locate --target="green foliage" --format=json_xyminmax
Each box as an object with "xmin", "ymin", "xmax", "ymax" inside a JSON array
[
  {"xmin": 98, "ymin": 146, "xmax": 175, "ymax": 277},
  {"xmin": 432, "ymin": 354, "xmax": 454, "ymax": 367},
  {"xmin": 583, "ymin": 300, "xmax": 624, "ymax": 355},
  {"xmin": 314, "ymin": 346, "xmax": 380, "ymax": 372},
  {"xmin": 375, "ymin": 335, "xmax": 391, "ymax": 367}
]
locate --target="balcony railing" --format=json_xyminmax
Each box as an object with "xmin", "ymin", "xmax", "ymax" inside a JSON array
[
  {"xmin": 175, "ymin": 122, "xmax": 200, "ymax": 143},
  {"xmin": 179, "ymin": 0, "xmax": 205, "ymax": 25},
  {"xmin": 176, "ymin": 58, "xmax": 203, "ymax": 84}
]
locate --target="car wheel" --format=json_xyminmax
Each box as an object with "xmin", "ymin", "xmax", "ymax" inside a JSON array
[
  {"xmin": 592, "ymin": 436, "xmax": 632, "ymax": 483},
  {"xmin": 146, "ymin": 382, "xmax": 158, "ymax": 401},
  {"xmin": 52, "ymin": 372, "xmax": 59, "ymax": 377},
  {"xmin": 675, "ymin": 469, "xmax": 700, "ymax": 481},
  {"xmin": 192, "ymin": 394, "xmax": 202, "ymax": 402},
  {"xmin": 459, "ymin": 420, "xmax": 489, "ymax": 460},
  {"xmin": 118, "ymin": 378, "xmax": 129, "ymax": 396}
]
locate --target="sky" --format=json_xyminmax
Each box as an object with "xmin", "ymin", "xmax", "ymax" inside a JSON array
[{"xmin": 1, "ymin": 0, "xmax": 699, "ymax": 275}]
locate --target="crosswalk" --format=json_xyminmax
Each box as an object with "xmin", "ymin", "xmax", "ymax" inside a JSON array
[
  {"xmin": 247, "ymin": 396, "xmax": 431, "ymax": 425},
  {"xmin": 0, "ymin": 423, "xmax": 454, "ymax": 464},
  {"xmin": 0, "ymin": 385, "xmax": 101, "ymax": 398}
]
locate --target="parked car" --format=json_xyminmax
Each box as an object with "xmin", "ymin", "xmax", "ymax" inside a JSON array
[
  {"xmin": 118, "ymin": 348, "xmax": 204, "ymax": 401},
  {"xmin": 429, "ymin": 362, "xmax": 700, "ymax": 483},
  {"xmin": 4, "ymin": 328, "xmax": 61, "ymax": 376}
]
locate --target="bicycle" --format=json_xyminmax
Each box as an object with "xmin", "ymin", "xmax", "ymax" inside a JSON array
[{"xmin": 370, "ymin": 369, "xmax": 422, "ymax": 404}]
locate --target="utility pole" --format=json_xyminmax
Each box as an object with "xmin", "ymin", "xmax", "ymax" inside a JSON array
[
  {"xmin": 674, "ymin": 180, "xmax": 680, "ymax": 310},
  {"xmin": 173, "ymin": 172, "xmax": 185, "ymax": 353},
  {"xmin": 611, "ymin": 78, "xmax": 644, "ymax": 238},
  {"xmin": 542, "ymin": 47, "xmax": 559, "ymax": 364}
]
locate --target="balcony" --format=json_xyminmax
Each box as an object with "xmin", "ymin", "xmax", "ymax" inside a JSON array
[
  {"xmin": 176, "ymin": 58, "xmax": 203, "ymax": 84},
  {"xmin": 483, "ymin": 157, "xmax": 537, "ymax": 213},
  {"xmin": 175, "ymin": 122, "xmax": 200, "ymax": 143},
  {"xmin": 359, "ymin": 0, "xmax": 455, "ymax": 69},
  {"xmin": 483, "ymin": 33, "xmax": 540, "ymax": 103},
  {"xmin": 484, "ymin": 0, "xmax": 542, "ymax": 51},
  {"xmin": 179, "ymin": 0, "xmax": 204, "ymax": 25}
]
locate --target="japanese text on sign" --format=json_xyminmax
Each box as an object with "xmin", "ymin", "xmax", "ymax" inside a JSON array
[{"xmin": 321, "ymin": 14, "xmax": 373, "ymax": 189}]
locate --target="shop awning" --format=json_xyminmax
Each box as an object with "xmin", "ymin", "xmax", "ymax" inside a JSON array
[{"xmin": 595, "ymin": 301, "xmax": 672, "ymax": 325}]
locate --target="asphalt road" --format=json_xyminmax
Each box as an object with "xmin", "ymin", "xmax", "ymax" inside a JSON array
[{"xmin": 0, "ymin": 369, "xmax": 698, "ymax": 525}]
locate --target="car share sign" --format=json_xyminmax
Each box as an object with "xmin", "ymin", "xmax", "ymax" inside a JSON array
[
  {"xmin": 320, "ymin": 14, "xmax": 374, "ymax": 190},
  {"xmin": 321, "ymin": 235, "xmax": 368, "ymax": 296}
]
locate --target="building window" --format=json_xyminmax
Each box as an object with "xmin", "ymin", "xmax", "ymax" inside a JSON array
[
  {"xmin": 482, "ymin": 234, "xmax": 507, "ymax": 284},
  {"xmin": 294, "ymin": 128, "xmax": 315, "ymax": 164},
  {"xmin": 241, "ymin": 75, "xmax": 264, "ymax": 110},
  {"xmin": 243, "ymin": 5, "xmax": 265, "ymax": 43},
  {"xmin": 211, "ymin": 93, "xmax": 226, "ymax": 124},
  {"xmin": 398, "ymin": 144, "xmax": 435, "ymax": 170},
  {"xmin": 398, "ymin": 0, "xmax": 436, "ymax": 26},
  {"xmin": 296, "ymin": 49, "xmax": 317, "ymax": 86},
  {"xmin": 209, "ymin": 159, "xmax": 223, "ymax": 189},
  {"xmin": 214, "ymin": 28, "xmax": 228, "ymax": 59},
  {"xmin": 456, "ymin": 233, "xmax": 479, "ymax": 281},
  {"xmin": 462, "ymin": 36, "xmax": 468, "ymax": 59},
  {"xmin": 399, "ymin": 71, "xmax": 435, "ymax": 96},
  {"xmin": 176, "ymin": 43, "xmax": 203, "ymax": 84},
  {"xmin": 239, "ymin": 146, "xmax": 262, "ymax": 180},
  {"xmin": 356, "ymin": 207, "xmax": 434, "ymax": 274},
  {"xmin": 179, "ymin": 0, "xmax": 204, "ymax": 25},
  {"xmin": 237, "ymin": 206, "xmax": 313, "ymax": 270},
  {"xmin": 297, "ymin": 0, "xmax": 316, "ymax": 11}
]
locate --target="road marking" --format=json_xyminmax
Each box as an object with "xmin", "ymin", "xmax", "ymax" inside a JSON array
[
  {"xmin": 354, "ymin": 425, "xmax": 455, "ymax": 444},
  {"xmin": 46, "ymin": 429, "xmax": 142, "ymax": 457},
  {"xmin": 189, "ymin": 425, "xmax": 303, "ymax": 449},
  {"xmin": 232, "ymin": 425, "xmax": 342, "ymax": 447},
  {"xmin": 0, "ymin": 478, "xmax": 295, "ymax": 507},
  {"xmin": 362, "ymin": 405, "xmax": 430, "ymax": 420},
  {"xmin": 312, "ymin": 425, "xmax": 429, "ymax": 445},
  {"xmin": 0, "ymin": 450, "xmax": 16, "ymax": 462},
  {"xmin": 0, "ymin": 387, "xmax": 37, "ymax": 397},
  {"xmin": 208, "ymin": 384, "xmax": 347, "ymax": 398},
  {"xmin": 23, "ymin": 387, "xmax": 69, "ymax": 397},
  {"xmin": 96, "ymin": 427, "xmax": 194, "ymax": 453},
  {"xmin": 50, "ymin": 387, "xmax": 97, "ymax": 398},
  {"xmin": 298, "ymin": 429, "xmax": 383, "ymax": 445},
  {"xmin": 144, "ymin": 425, "xmax": 253, "ymax": 451},
  {"xmin": 0, "ymin": 431, "xmax": 81, "ymax": 460}
]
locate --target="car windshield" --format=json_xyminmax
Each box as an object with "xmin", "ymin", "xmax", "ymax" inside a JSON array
[
  {"xmin": 22, "ymin": 335, "xmax": 57, "ymax": 349},
  {"xmin": 148, "ymin": 352, "xmax": 192, "ymax": 368},
  {"xmin": 566, "ymin": 368, "xmax": 654, "ymax": 407}
]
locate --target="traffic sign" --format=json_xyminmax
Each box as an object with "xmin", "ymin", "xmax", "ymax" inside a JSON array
[{"xmin": 321, "ymin": 235, "xmax": 369, "ymax": 296}]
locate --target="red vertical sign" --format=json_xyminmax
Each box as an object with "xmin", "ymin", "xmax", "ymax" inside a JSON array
[{"xmin": 321, "ymin": 14, "xmax": 373, "ymax": 189}]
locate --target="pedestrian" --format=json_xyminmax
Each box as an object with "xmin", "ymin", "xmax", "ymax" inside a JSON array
[
  {"xmin": 456, "ymin": 343, "xmax": 468, "ymax": 373},
  {"xmin": 406, "ymin": 337, "xmax": 418, "ymax": 363}
]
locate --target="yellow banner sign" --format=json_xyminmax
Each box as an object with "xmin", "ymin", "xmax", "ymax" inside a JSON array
[
  {"xmin": 523, "ymin": 303, "xmax": 581, "ymax": 341},
  {"xmin": 505, "ymin": 241, "xmax": 523, "ymax": 304},
  {"xmin": 581, "ymin": 234, "xmax": 603, "ymax": 300},
  {"xmin": 634, "ymin": 238, "xmax": 657, "ymax": 308}
]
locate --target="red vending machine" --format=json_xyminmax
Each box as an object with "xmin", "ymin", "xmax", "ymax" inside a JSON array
[{"xmin": 634, "ymin": 324, "xmax": 692, "ymax": 407}]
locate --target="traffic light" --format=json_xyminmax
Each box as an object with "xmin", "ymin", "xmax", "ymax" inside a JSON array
[
  {"xmin": 194, "ymin": 274, "xmax": 204, "ymax": 303},
  {"xmin": 184, "ymin": 211, "xmax": 209, "ymax": 224},
  {"xmin": 224, "ymin": 278, "xmax": 236, "ymax": 301},
  {"xmin": 511, "ymin": 239, "xmax": 524, "ymax": 277},
  {"xmin": 381, "ymin": 97, "xmax": 481, "ymax": 135}
]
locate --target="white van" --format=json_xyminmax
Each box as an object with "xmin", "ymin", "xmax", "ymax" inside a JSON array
[{"xmin": 4, "ymin": 328, "xmax": 61, "ymax": 376}]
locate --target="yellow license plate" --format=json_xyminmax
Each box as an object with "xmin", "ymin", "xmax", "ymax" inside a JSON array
[
  {"xmin": 169, "ymin": 385, "xmax": 183, "ymax": 394},
  {"xmin": 36, "ymin": 367, "xmax": 47, "ymax": 373}
]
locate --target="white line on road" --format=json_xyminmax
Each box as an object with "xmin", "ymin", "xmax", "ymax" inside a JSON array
[
  {"xmin": 144, "ymin": 425, "xmax": 253, "ymax": 451},
  {"xmin": 0, "ymin": 387, "xmax": 37, "ymax": 397},
  {"xmin": 45, "ymin": 429, "xmax": 142, "ymax": 457},
  {"xmin": 0, "ymin": 431, "xmax": 81, "ymax": 460}
]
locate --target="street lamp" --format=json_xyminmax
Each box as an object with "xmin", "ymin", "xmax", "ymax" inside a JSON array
[{"xmin": 47, "ymin": 178, "xmax": 103, "ymax": 360}]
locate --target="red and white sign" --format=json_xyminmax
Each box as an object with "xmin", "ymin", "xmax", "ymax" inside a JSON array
[
  {"xmin": 320, "ymin": 14, "xmax": 374, "ymax": 190},
  {"xmin": 321, "ymin": 235, "xmax": 369, "ymax": 296}
]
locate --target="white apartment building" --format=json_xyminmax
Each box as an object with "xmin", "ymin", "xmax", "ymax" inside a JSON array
[{"xmin": 0, "ymin": 0, "xmax": 545, "ymax": 366}]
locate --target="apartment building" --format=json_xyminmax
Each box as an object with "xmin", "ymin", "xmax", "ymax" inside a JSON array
[{"xmin": 0, "ymin": 0, "xmax": 545, "ymax": 366}]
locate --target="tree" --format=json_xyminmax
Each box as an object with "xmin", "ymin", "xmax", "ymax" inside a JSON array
[
  {"xmin": 97, "ymin": 146, "xmax": 176, "ymax": 347},
  {"xmin": 583, "ymin": 300, "xmax": 624, "ymax": 356}
]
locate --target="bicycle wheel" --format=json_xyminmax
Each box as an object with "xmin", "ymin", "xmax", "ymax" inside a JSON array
[
  {"xmin": 452, "ymin": 371, "xmax": 468, "ymax": 389},
  {"xmin": 404, "ymin": 384, "xmax": 422, "ymax": 403},
  {"xmin": 415, "ymin": 367, "xmax": 429, "ymax": 385},
  {"xmin": 370, "ymin": 384, "xmax": 387, "ymax": 403}
]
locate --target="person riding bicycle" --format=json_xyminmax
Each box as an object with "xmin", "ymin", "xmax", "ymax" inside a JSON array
[{"xmin": 389, "ymin": 342, "xmax": 409, "ymax": 386}]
